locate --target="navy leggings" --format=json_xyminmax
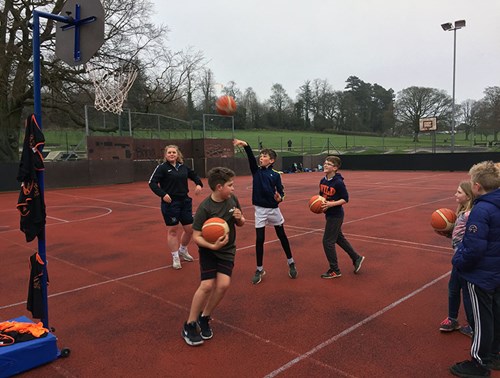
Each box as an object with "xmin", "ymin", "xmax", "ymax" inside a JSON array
[{"xmin": 255, "ymin": 225, "xmax": 292, "ymax": 266}]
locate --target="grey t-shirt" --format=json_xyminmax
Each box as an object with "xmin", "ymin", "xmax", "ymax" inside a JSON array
[{"xmin": 193, "ymin": 194, "xmax": 241, "ymax": 261}]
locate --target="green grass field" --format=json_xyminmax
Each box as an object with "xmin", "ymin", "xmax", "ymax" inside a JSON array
[{"xmin": 39, "ymin": 128, "xmax": 492, "ymax": 156}]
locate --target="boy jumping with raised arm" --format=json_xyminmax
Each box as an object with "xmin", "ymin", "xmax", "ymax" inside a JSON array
[{"xmin": 233, "ymin": 139, "xmax": 297, "ymax": 285}]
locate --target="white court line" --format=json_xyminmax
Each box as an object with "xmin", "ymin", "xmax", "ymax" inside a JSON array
[
  {"xmin": 47, "ymin": 215, "xmax": 69, "ymax": 223},
  {"xmin": 263, "ymin": 271, "xmax": 451, "ymax": 378}
]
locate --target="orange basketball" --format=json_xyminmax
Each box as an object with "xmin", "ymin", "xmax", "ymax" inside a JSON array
[
  {"xmin": 215, "ymin": 95, "xmax": 237, "ymax": 116},
  {"xmin": 308, "ymin": 195, "xmax": 326, "ymax": 214},
  {"xmin": 202, "ymin": 217, "xmax": 229, "ymax": 243},
  {"xmin": 431, "ymin": 208, "xmax": 457, "ymax": 232}
]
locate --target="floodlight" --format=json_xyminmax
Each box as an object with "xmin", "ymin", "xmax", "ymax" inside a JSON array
[
  {"xmin": 454, "ymin": 20, "xmax": 466, "ymax": 29},
  {"xmin": 441, "ymin": 22, "xmax": 452, "ymax": 31}
]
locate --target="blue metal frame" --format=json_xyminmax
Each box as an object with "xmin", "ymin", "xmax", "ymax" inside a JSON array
[{"xmin": 32, "ymin": 7, "xmax": 96, "ymax": 328}]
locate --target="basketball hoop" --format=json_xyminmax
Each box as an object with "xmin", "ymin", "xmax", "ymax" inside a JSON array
[
  {"xmin": 86, "ymin": 61, "xmax": 138, "ymax": 114},
  {"xmin": 419, "ymin": 117, "xmax": 437, "ymax": 132}
]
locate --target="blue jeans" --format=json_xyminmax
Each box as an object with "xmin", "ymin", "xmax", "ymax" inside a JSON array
[{"xmin": 448, "ymin": 266, "xmax": 474, "ymax": 326}]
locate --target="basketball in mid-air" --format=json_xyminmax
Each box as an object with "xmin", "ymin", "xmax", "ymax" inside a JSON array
[
  {"xmin": 202, "ymin": 217, "xmax": 229, "ymax": 243},
  {"xmin": 308, "ymin": 195, "xmax": 326, "ymax": 214},
  {"xmin": 431, "ymin": 208, "xmax": 457, "ymax": 232},
  {"xmin": 215, "ymin": 95, "xmax": 237, "ymax": 116}
]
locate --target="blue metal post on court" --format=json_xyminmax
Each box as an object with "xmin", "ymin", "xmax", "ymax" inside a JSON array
[{"xmin": 31, "ymin": 3, "xmax": 102, "ymax": 329}]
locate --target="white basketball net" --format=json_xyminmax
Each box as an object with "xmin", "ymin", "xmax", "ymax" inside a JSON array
[{"xmin": 86, "ymin": 62, "xmax": 138, "ymax": 114}]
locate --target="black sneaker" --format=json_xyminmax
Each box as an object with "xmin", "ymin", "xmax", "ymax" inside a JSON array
[
  {"xmin": 182, "ymin": 321, "xmax": 204, "ymax": 346},
  {"xmin": 288, "ymin": 263, "xmax": 298, "ymax": 279},
  {"xmin": 198, "ymin": 313, "xmax": 213, "ymax": 340},
  {"xmin": 487, "ymin": 354, "xmax": 500, "ymax": 370},
  {"xmin": 252, "ymin": 269, "xmax": 266, "ymax": 284},
  {"xmin": 354, "ymin": 256, "xmax": 365, "ymax": 274},
  {"xmin": 450, "ymin": 360, "xmax": 491, "ymax": 377},
  {"xmin": 321, "ymin": 269, "xmax": 342, "ymax": 279}
]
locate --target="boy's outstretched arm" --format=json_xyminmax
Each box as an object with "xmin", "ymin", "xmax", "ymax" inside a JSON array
[
  {"xmin": 233, "ymin": 138, "xmax": 258, "ymax": 174},
  {"xmin": 233, "ymin": 138, "xmax": 248, "ymax": 147}
]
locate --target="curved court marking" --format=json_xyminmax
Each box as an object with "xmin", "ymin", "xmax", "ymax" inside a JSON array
[
  {"xmin": 263, "ymin": 271, "xmax": 451, "ymax": 378},
  {"xmin": 53, "ymin": 192, "xmax": 158, "ymax": 209},
  {"xmin": 47, "ymin": 205, "xmax": 113, "ymax": 223},
  {"xmin": 0, "ymin": 206, "xmax": 112, "ymax": 236},
  {"xmin": 0, "ymin": 206, "xmax": 113, "ymax": 235}
]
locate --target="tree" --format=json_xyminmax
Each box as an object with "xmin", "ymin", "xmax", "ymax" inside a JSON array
[
  {"xmin": 240, "ymin": 87, "xmax": 261, "ymax": 129},
  {"xmin": 297, "ymin": 80, "xmax": 312, "ymax": 129},
  {"xmin": 267, "ymin": 83, "xmax": 292, "ymax": 129},
  {"xmin": 395, "ymin": 86, "xmax": 452, "ymax": 141},
  {"xmin": 0, "ymin": 0, "xmax": 201, "ymax": 162},
  {"xmin": 370, "ymin": 84, "xmax": 395, "ymax": 134},
  {"xmin": 460, "ymin": 99, "xmax": 478, "ymax": 141},
  {"xmin": 197, "ymin": 68, "xmax": 216, "ymax": 114},
  {"xmin": 344, "ymin": 76, "xmax": 372, "ymax": 131},
  {"xmin": 475, "ymin": 86, "xmax": 500, "ymax": 142},
  {"xmin": 221, "ymin": 80, "xmax": 242, "ymax": 100}
]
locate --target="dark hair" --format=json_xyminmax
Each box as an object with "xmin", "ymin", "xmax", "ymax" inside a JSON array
[
  {"xmin": 260, "ymin": 148, "xmax": 277, "ymax": 160},
  {"xmin": 207, "ymin": 167, "xmax": 235, "ymax": 190}
]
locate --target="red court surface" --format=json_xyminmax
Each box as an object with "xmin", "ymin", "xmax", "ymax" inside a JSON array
[{"xmin": 1, "ymin": 170, "xmax": 499, "ymax": 377}]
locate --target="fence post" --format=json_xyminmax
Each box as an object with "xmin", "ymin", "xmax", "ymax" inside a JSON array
[
  {"xmin": 85, "ymin": 104, "xmax": 89, "ymax": 136},
  {"xmin": 128, "ymin": 108, "xmax": 132, "ymax": 136}
]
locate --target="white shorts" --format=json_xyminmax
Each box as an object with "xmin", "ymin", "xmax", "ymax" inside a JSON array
[{"xmin": 254, "ymin": 206, "xmax": 284, "ymax": 228}]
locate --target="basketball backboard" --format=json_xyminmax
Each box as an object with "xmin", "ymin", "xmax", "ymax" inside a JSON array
[
  {"xmin": 55, "ymin": 0, "xmax": 104, "ymax": 66},
  {"xmin": 419, "ymin": 117, "xmax": 437, "ymax": 132}
]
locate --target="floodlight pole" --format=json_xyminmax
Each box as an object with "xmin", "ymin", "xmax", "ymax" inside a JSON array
[
  {"xmin": 451, "ymin": 28, "xmax": 457, "ymax": 153},
  {"xmin": 442, "ymin": 20, "xmax": 466, "ymax": 153}
]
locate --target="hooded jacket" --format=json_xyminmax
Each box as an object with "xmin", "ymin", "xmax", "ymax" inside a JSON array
[
  {"xmin": 452, "ymin": 188, "xmax": 500, "ymax": 291},
  {"xmin": 243, "ymin": 144, "xmax": 284, "ymax": 209},
  {"xmin": 319, "ymin": 172, "xmax": 348, "ymax": 218}
]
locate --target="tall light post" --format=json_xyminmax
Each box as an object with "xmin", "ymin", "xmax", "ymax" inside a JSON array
[{"xmin": 441, "ymin": 19, "xmax": 466, "ymax": 153}]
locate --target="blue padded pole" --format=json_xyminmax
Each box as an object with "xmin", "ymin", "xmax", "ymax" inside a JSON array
[
  {"xmin": 32, "ymin": 10, "xmax": 49, "ymax": 329},
  {"xmin": 32, "ymin": 9, "xmax": 74, "ymax": 329}
]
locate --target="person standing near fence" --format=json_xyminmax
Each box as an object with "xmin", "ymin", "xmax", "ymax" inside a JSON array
[{"xmin": 149, "ymin": 145, "xmax": 203, "ymax": 269}]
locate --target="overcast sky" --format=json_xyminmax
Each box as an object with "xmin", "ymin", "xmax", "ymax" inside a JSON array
[{"xmin": 153, "ymin": 0, "xmax": 500, "ymax": 103}]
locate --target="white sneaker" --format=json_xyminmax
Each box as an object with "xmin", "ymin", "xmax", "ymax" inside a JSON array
[
  {"xmin": 179, "ymin": 250, "xmax": 194, "ymax": 262},
  {"xmin": 172, "ymin": 255, "xmax": 182, "ymax": 269}
]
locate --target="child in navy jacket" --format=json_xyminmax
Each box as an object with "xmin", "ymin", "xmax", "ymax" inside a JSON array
[
  {"xmin": 233, "ymin": 139, "xmax": 297, "ymax": 284},
  {"xmin": 450, "ymin": 161, "xmax": 500, "ymax": 377}
]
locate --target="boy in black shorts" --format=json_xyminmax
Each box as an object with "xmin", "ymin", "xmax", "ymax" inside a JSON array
[{"xmin": 182, "ymin": 167, "xmax": 245, "ymax": 346}]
